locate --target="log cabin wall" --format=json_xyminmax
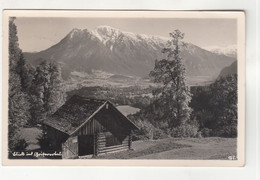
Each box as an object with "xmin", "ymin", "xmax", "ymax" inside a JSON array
[
  {"xmin": 95, "ymin": 132, "xmax": 131, "ymax": 155},
  {"xmin": 74, "ymin": 104, "xmax": 133, "ymax": 156}
]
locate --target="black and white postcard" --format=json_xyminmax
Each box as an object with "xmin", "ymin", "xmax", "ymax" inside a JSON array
[{"xmin": 2, "ymin": 10, "xmax": 245, "ymax": 166}]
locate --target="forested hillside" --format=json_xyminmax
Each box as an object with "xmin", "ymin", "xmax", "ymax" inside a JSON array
[{"xmin": 8, "ymin": 18, "xmax": 66, "ymax": 154}]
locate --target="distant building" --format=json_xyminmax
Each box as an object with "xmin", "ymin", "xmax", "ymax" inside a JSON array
[{"xmin": 43, "ymin": 95, "xmax": 139, "ymax": 159}]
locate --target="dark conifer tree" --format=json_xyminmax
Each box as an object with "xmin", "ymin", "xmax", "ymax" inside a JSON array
[
  {"xmin": 150, "ymin": 29, "xmax": 192, "ymax": 130},
  {"xmin": 8, "ymin": 17, "xmax": 29, "ymax": 151}
]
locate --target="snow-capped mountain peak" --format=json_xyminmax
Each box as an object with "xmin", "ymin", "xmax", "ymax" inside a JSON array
[
  {"xmin": 92, "ymin": 26, "xmax": 124, "ymax": 44},
  {"xmin": 69, "ymin": 28, "xmax": 82, "ymax": 38},
  {"xmin": 202, "ymin": 44, "xmax": 237, "ymax": 58},
  {"xmin": 91, "ymin": 26, "xmax": 169, "ymax": 48},
  {"xmin": 24, "ymin": 25, "xmax": 236, "ymax": 86}
]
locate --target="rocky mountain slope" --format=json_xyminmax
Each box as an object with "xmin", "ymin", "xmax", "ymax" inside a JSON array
[
  {"xmin": 24, "ymin": 26, "xmax": 236, "ymax": 85},
  {"xmin": 218, "ymin": 61, "xmax": 237, "ymax": 78}
]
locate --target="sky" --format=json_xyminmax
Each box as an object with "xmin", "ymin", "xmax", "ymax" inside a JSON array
[{"xmin": 15, "ymin": 17, "xmax": 237, "ymax": 52}]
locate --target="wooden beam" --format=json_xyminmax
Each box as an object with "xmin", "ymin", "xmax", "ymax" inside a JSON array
[{"xmin": 129, "ymin": 131, "xmax": 133, "ymax": 150}]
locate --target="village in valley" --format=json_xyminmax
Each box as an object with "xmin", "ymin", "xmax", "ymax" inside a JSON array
[{"xmin": 8, "ymin": 17, "xmax": 238, "ymax": 160}]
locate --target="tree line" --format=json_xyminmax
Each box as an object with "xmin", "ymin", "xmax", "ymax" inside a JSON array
[
  {"xmin": 8, "ymin": 18, "xmax": 66, "ymax": 153},
  {"xmin": 190, "ymin": 74, "xmax": 237, "ymax": 137}
]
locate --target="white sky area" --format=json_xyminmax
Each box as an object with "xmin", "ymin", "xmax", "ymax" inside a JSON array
[{"xmin": 15, "ymin": 17, "xmax": 237, "ymax": 52}]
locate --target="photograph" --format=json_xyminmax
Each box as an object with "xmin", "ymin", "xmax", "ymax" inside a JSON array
[{"xmin": 2, "ymin": 10, "xmax": 245, "ymax": 166}]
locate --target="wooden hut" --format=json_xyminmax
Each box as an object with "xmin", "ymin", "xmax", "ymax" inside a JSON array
[{"xmin": 43, "ymin": 95, "xmax": 139, "ymax": 159}]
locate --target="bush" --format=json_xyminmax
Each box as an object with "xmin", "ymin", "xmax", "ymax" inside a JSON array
[
  {"xmin": 196, "ymin": 131, "xmax": 202, "ymax": 138},
  {"xmin": 152, "ymin": 128, "xmax": 168, "ymax": 140},
  {"xmin": 9, "ymin": 132, "xmax": 28, "ymax": 152},
  {"xmin": 128, "ymin": 115, "xmax": 156, "ymax": 141},
  {"xmin": 217, "ymin": 125, "xmax": 237, "ymax": 138},
  {"xmin": 13, "ymin": 139, "xmax": 28, "ymax": 151},
  {"xmin": 172, "ymin": 124, "xmax": 199, "ymax": 138},
  {"xmin": 201, "ymin": 128, "xmax": 212, "ymax": 137},
  {"xmin": 132, "ymin": 128, "xmax": 151, "ymax": 141},
  {"xmin": 8, "ymin": 138, "xmax": 28, "ymax": 159},
  {"xmin": 37, "ymin": 126, "xmax": 51, "ymax": 150}
]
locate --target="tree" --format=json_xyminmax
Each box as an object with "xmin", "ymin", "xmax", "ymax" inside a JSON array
[
  {"xmin": 9, "ymin": 17, "xmax": 20, "ymax": 69},
  {"xmin": 190, "ymin": 74, "xmax": 238, "ymax": 137},
  {"xmin": 16, "ymin": 53, "xmax": 34, "ymax": 92},
  {"xmin": 8, "ymin": 17, "xmax": 29, "ymax": 152},
  {"xmin": 210, "ymin": 74, "xmax": 237, "ymax": 137},
  {"xmin": 190, "ymin": 86, "xmax": 214, "ymax": 129},
  {"xmin": 149, "ymin": 29, "xmax": 192, "ymax": 130},
  {"xmin": 46, "ymin": 62, "xmax": 66, "ymax": 114},
  {"xmin": 30, "ymin": 60, "xmax": 66, "ymax": 124}
]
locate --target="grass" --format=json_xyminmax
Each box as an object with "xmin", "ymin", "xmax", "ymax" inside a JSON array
[
  {"xmin": 96, "ymin": 137, "xmax": 237, "ymax": 160},
  {"xmin": 96, "ymin": 139, "xmax": 190, "ymax": 159},
  {"xmin": 18, "ymin": 127, "xmax": 237, "ymax": 160}
]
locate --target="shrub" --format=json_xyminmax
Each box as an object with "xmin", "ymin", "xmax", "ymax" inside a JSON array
[
  {"xmin": 172, "ymin": 123, "xmax": 199, "ymax": 138},
  {"xmin": 196, "ymin": 131, "xmax": 202, "ymax": 138},
  {"xmin": 132, "ymin": 128, "xmax": 151, "ymax": 141},
  {"xmin": 13, "ymin": 139, "xmax": 28, "ymax": 151},
  {"xmin": 37, "ymin": 126, "xmax": 51, "ymax": 150},
  {"xmin": 217, "ymin": 125, "xmax": 237, "ymax": 138},
  {"xmin": 131, "ymin": 117, "xmax": 156, "ymax": 141},
  {"xmin": 152, "ymin": 128, "xmax": 168, "ymax": 140},
  {"xmin": 9, "ymin": 132, "xmax": 28, "ymax": 152},
  {"xmin": 201, "ymin": 128, "xmax": 212, "ymax": 137},
  {"xmin": 8, "ymin": 138, "xmax": 28, "ymax": 159}
]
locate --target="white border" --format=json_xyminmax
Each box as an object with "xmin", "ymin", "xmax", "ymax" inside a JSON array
[
  {"xmin": 0, "ymin": 0, "xmax": 258, "ymax": 180},
  {"xmin": 2, "ymin": 10, "xmax": 245, "ymax": 167}
]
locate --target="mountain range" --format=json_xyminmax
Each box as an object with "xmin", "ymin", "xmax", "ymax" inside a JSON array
[
  {"xmin": 24, "ymin": 26, "xmax": 237, "ymax": 86},
  {"xmin": 203, "ymin": 45, "xmax": 237, "ymax": 58}
]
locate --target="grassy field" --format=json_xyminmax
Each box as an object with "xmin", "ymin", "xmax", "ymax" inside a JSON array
[
  {"xmin": 97, "ymin": 137, "xmax": 237, "ymax": 160},
  {"xmin": 19, "ymin": 127, "xmax": 236, "ymax": 160}
]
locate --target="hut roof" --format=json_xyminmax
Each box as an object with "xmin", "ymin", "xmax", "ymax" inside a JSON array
[{"xmin": 43, "ymin": 95, "xmax": 138, "ymax": 135}]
